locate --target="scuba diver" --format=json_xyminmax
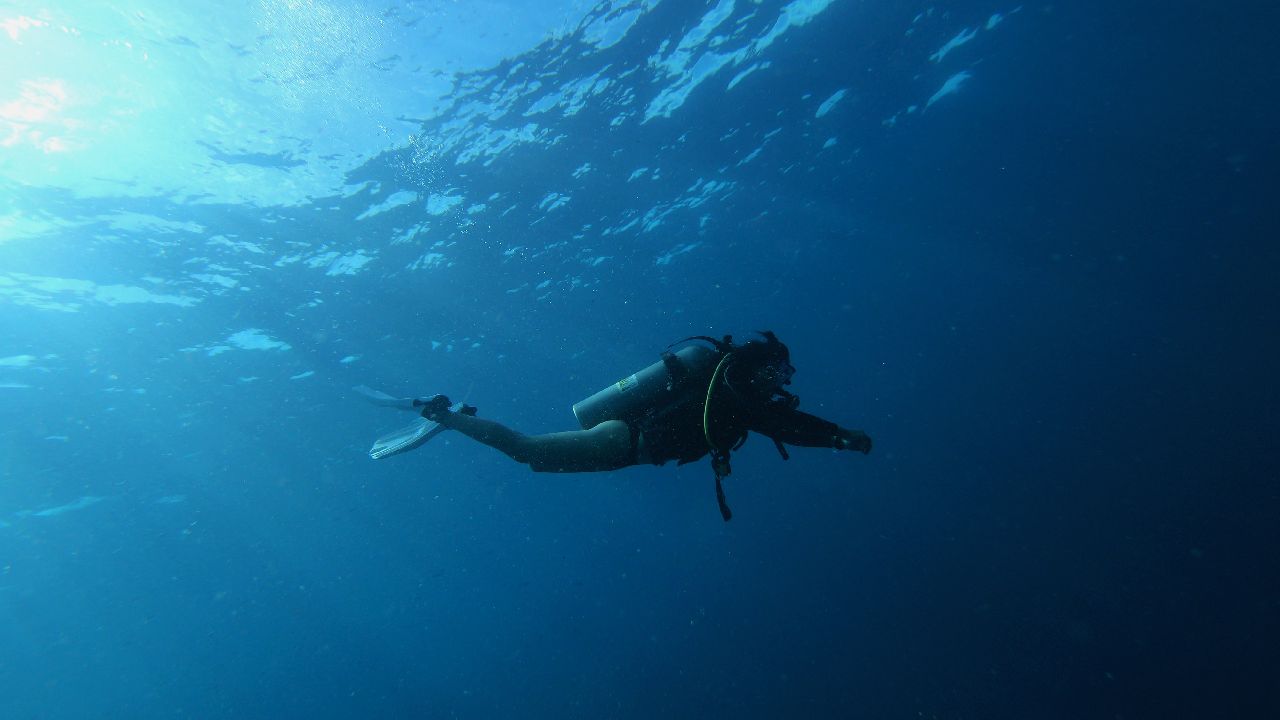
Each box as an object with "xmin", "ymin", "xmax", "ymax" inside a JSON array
[{"xmin": 359, "ymin": 331, "xmax": 871, "ymax": 520}]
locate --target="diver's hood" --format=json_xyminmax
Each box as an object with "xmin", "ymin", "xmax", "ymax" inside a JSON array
[{"xmin": 723, "ymin": 330, "xmax": 795, "ymax": 397}]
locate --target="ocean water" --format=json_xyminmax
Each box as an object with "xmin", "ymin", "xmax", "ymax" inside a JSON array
[{"xmin": 2, "ymin": 1, "xmax": 1276, "ymax": 718}]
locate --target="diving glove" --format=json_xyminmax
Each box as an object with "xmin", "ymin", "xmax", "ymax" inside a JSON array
[{"xmin": 836, "ymin": 428, "xmax": 872, "ymax": 454}]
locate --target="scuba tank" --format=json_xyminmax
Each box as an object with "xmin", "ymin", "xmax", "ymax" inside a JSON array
[{"xmin": 572, "ymin": 344, "xmax": 719, "ymax": 429}]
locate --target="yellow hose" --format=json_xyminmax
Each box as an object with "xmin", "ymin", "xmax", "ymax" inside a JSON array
[{"xmin": 703, "ymin": 353, "xmax": 734, "ymax": 452}]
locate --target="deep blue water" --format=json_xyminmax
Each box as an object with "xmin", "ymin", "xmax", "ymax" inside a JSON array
[{"xmin": 2, "ymin": 1, "xmax": 1277, "ymax": 718}]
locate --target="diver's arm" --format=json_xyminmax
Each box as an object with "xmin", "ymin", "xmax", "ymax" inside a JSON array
[{"xmin": 751, "ymin": 407, "xmax": 872, "ymax": 454}]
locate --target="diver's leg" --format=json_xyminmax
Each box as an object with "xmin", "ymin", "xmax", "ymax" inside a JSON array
[
  {"xmin": 434, "ymin": 412, "xmax": 636, "ymax": 473},
  {"xmin": 432, "ymin": 412, "xmax": 534, "ymax": 459},
  {"xmin": 522, "ymin": 421, "xmax": 636, "ymax": 473}
]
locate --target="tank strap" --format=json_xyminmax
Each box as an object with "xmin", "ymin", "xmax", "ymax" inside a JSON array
[{"xmin": 660, "ymin": 350, "xmax": 689, "ymax": 391}]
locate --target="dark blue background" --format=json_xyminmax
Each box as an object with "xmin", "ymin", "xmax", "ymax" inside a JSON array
[{"xmin": 1, "ymin": 1, "xmax": 1276, "ymax": 717}]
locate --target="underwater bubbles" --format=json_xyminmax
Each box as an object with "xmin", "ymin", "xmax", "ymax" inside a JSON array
[{"xmin": 391, "ymin": 131, "xmax": 451, "ymax": 191}]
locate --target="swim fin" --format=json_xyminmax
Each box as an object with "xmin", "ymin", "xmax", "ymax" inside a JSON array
[
  {"xmin": 369, "ymin": 414, "xmax": 449, "ymax": 459},
  {"xmin": 356, "ymin": 385, "xmax": 473, "ymax": 460},
  {"xmin": 353, "ymin": 384, "xmax": 419, "ymax": 411}
]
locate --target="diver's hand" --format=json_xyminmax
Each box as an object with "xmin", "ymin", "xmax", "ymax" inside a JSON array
[{"xmin": 836, "ymin": 429, "xmax": 872, "ymax": 454}]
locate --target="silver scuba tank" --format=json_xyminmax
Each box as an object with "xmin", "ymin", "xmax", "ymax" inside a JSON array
[{"xmin": 572, "ymin": 344, "xmax": 719, "ymax": 429}]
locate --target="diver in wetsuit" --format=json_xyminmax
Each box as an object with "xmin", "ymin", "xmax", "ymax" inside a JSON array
[{"xmin": 415, "ymin": 331, "xmax": 871, "ymax": 520}]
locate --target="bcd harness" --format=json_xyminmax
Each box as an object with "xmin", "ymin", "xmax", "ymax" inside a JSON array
[{"xmin": 670, "ymin": 334, "xmax": 796, "ymax": 521}]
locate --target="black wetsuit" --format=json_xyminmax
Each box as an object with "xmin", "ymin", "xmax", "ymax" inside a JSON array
[{"xmin": 637, "ymin": 373, "xmax": 845, "ymax": 466}]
